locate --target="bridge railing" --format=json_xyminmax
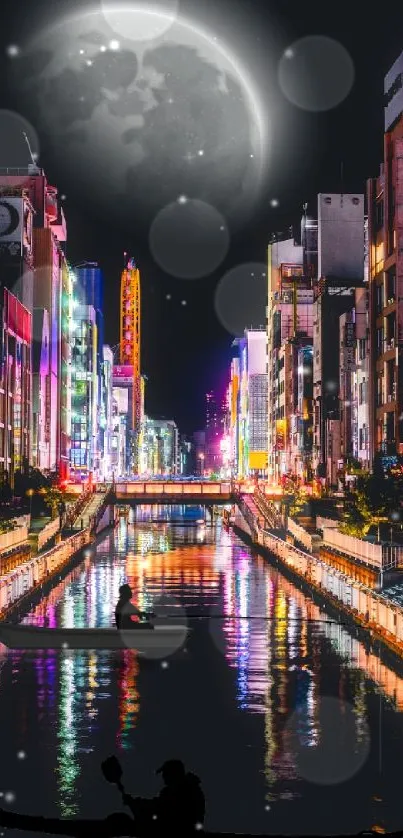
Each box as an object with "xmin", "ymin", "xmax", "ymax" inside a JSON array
[{"xmin": 115, "ymin": 482, "xmax": 232, "ymax": 496}]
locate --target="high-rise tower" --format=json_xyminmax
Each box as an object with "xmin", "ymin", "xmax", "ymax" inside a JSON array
[{"xmin": 119, "ymin": 256, "xmax": 141, "ymax": 470}]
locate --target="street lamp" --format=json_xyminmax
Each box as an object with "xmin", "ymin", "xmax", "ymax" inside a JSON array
[
  {"xmin": 26, "ymin": 488, "xmax": 34, "ymax": 517},
  {"xmin": 198, "ymin": 452, "xmax": 205, "ymax": 476}
]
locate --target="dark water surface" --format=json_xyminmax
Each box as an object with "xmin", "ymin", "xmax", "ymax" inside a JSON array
[{"xmin": 0, "ymin": 505, "xmax": 403, "ymax": 835}]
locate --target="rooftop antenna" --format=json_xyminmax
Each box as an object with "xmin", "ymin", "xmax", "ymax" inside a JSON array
[
  {"xmin": 123, "ymin": 251, "xmax": 127, "ymax": 268},
  {"xmin": 22, "ymin": 131, "xmax": 37, "ymax": 166}
]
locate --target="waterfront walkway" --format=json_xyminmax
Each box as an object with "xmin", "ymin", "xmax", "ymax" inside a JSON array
[{"xmin": 233, "ymin": 489, "xmax": 403, "ymax": 663}]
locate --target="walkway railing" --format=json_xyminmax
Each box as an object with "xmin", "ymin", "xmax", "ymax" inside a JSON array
[
  {"xmin": 253, "ymin": 488, "xmax": 283, "ymax": 529},
  {"xmin": 321, "ymin": 526, "xmax": 402, "ymax": 571},
  {"xmin": 287, "ymin": 517, "xmax": 322, "ymax": 553}
]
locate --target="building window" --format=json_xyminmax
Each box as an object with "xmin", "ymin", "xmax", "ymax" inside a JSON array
[
  {"xmin": 376, "ymin": 327, "xmax": 384, "ymax": 357},
  {"xmin": 386, "ymin": 267, "xmax": 396, "ymax": 304},
  {"xmin": 375, "ymin": 201, "xmax": 384, "ymax": 230},
  {"xmin": 375, "ymin": 283, "xmax": 384, "ymax": 314}
]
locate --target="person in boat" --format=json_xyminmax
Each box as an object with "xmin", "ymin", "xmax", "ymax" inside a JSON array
[
  {"xmin": 0, "ymin": 761, "xmax": 205, "ymax": 837},
  {"xmin": 123, "ymin": 759, "xmax": 205, "ymax": 834},
  {"xmin": 115, "ymin": 584, "xmax": 153, "ymax": 630}
]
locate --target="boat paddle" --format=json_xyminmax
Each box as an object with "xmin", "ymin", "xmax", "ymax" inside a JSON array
[{"xmin": 101, "ymin": 755, "xmax": 127, "ymax": 800}]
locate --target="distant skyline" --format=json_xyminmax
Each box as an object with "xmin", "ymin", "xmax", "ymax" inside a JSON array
[{"xmin": 1, "ymin": 0, "xmax": 403, "ymax": 432}]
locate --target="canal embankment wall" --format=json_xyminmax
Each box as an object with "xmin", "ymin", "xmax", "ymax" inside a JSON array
[
  {"xmin": 0, "ymin": 505, "xmax": 118, "ymax": 620},
  {"xmin": 233, "ymin": 510, "xmax": 403, "ymax": 666}
]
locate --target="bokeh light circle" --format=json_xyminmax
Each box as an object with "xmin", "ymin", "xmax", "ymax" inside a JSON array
[
  {"xmin": 120, "ymin": 593, "xmax": 188, "ymax": 659},
  {"xmin": 278, "ymin": 36, "xmax": 354, "ymax": 112},
  {"xmin": 214, "ymin": 262, "xmax": 267, "ymax": 336},
  {"xmin": 101, "ymin": 2, "xmax": 179, "ymax": 43},
  {"xmin": 0, "ymin": 110, "xmax": 40, "ymax": 167},
  {"xmin": 285, "ymin": 696, "xmax": 370, "ymax": 785},
  {"xmin": 149, "ymin": 200, "xmax": 230, "ymax": 279}
]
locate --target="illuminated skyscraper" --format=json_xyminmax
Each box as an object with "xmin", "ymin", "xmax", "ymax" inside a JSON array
[{"xmin": 120, "ymin": 257, "xmax": 141, "ymax": 472}]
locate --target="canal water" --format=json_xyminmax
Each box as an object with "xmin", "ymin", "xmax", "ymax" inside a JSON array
[{"xmin": 1, "ymin": 505, "xmax": 403, "ymax": 835}]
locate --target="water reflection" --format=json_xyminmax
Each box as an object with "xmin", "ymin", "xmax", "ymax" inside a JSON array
[{"xmin": 0, "ymin": 507, "xmax": 403, "ymax": 832}]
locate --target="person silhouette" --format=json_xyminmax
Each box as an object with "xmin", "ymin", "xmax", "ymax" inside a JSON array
[
  {"xmin": 115, "ymin": 584, "xmax": 150, "ymax": 629},
  {"xmin": 123, "ymin": 758, "xmax": 205, "ymax": 834},
  {"xmin": 0, "ymin": 760, "xmax": 205, "ymax": 836}
]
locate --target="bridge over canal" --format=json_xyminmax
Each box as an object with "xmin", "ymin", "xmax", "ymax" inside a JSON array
[{"xmin": 112, "ymin": 481, "xmax": 233, "ymax": 504}]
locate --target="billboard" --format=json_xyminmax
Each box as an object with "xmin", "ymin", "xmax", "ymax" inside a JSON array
[
  {"xmin": 275, "ymin": 419, "xmax": 287, "ymax": 451},
  {"xmin": 0, "ymin": 196, "xmax": 33, "ymax": 263},
  {"xmin": 4, "ymin": 288, "xmax": 31, "ymax": 343},
  {"xmin": 113, "ymin": 365, "xmax": 134, "ymax": 387},
  {"xmin": 318, "ymin": 193, "xmax": 364, "ymax": 281},
  {"xmin": 384, "ymin": 52, "xmax": 403, "ymax": 131}
]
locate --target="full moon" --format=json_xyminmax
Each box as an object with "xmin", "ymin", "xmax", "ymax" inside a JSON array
[
  {"xmin": 101, "ymin": 1, "xmax": 180, "ymax": 43},
  {"xmin": 12, "ymin": 8, "xmax": 267, "ymax": 230}
]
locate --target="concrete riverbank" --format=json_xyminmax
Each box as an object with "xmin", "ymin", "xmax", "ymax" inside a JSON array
[
  {"xmin": 233, "ymin": 518, "xmax": 403, "ymax": 671},
  {"xmin": 0, "ymin": 507, "xmax": 118, "ymax": 621}
]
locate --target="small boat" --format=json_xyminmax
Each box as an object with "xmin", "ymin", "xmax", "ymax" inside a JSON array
[{"xmin": 0, "ymin": 622, "xmax": 189, "ymax": 652}]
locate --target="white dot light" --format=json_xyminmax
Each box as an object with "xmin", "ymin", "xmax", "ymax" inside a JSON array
[
  {"xmin": 4, "ymin": 792, "xmax": 15, "ymax": 804},
  {"xmin": 161, "ymin": 660, "xmax": 169, "ymax": 668},
  {"xmin": 284, "ymin": 48, "xmax": 294, "ymax": 59},
  {"xmin": 166, "ymin": 294, "xmax": 171, "ymax": 300},
  {"xmin": 181, "ymin": 300, "xmax": 187, "ymax": 306},
  {"xmin": 100, "ymin": 46, "xmax": 106, "ymax": 52},
  {"xmin": 109, "ymin": 40, "xmax": 120, "ymax": 51},
  {"xmin": 17, "ymin": 751, "xmax": 26, "ymax": 760},
  {"xmin": 6, "ymin": 45, "xmax": 20, "ymax": 58},
  {"xmin": 270, "ymin": 199, "xmax": 279, "ymax": 207},
  {"xmin": 177, "ymin": 195, "xmax": 188, "ymax": 204},
  {"xmin": 198, "ymin": 150, "xmax": 204, "ymax": 156},
  {"xmin": 79, "ymin": 49, "xmax": 85, "ymax": 55},
  {"xmin": 86, "ymin": 60, "xmax": 93, "ymax": 66},
  {"xmin": 62, "ymin": 642, "xmax": 69, "ymax": 649}
]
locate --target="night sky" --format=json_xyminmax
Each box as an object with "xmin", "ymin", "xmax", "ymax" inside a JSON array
[{"xmin": 1, "ymin": 0, "xmax": 403, "ymax": 433}]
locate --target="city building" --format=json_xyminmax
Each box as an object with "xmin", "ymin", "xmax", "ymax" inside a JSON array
[
  {"xmin": 74, "ymin": 262, "xmax": 104, "ymax": 474},
  {"xmin": 0, "ymin": 289, "xmax": 32, "ymax": 485},
  {"xmin": 178, "ymin": 436, "xmax": 194, "ymax": 476},
  {"xmin": 31, "ymin": 308, "xmax": 50, "ymax": 472},
  {"xmin": 267, "ymin": 233, "xmax": 314, "ymax": 484},
  {"xmin": 205, "ymin": 391, "xmax": 224, "ymax": 474},
  {"xmin": 0, "ymin": 164, "xmax": 71, "ymax": 481},
  {"xmin": 69, "ymin": 305, "xmax": 98, "ymax": 482},
  {"xmin": 239, "ymin": 329, "xmax": 268, "ymax": 479},
  {"xmin": 193, "ymin": 430, "xmax": 206, "ymax": 476},
  {"xmin": 111, "ymin": 388, "xmax": 128, "ymax": 479},
  {"xmin": 227, "ymin": 352, "xmax": 240, "ymax": 479},
  {"xmin": 312, "ymin": 193, "xmax": 365, "ymax": 487},
  {"xmin": 112, "ymin": 365, "xmax": 134, "ymax": 475},
  {"xmin": 0, "ymin": 183, "xmax": 35, "ymax": 486},
  {"xmin": 367, "ymin": 51, "xmax": 403, "ymax": 462},
  {"xmin": 120, "ymin": 257, "xmax": 141, "ymax": 472},
  {"xmin": 100, "ymin": 345, "xmax": 114, "ymax": 481},
  {"xmin": 141, "ymin": 418, "xmax": 178, "ymax": 476}
]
